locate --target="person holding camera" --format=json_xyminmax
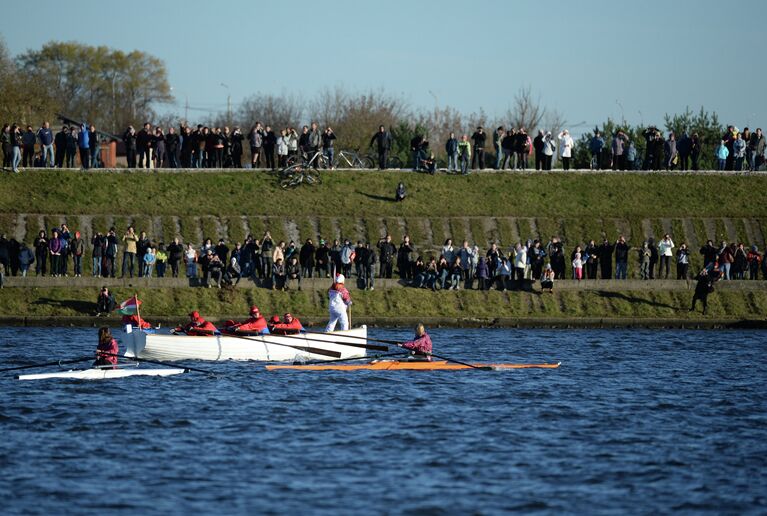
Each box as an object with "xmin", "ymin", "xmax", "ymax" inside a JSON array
[
  {"xmin": 95, "ymin": 286, "xmax": 116, "ymax": 316},
  {"xmin": 322, "ymin": 127, "xmax": 336, "ymax": 169},
  {"xmin": 471, "ymin": 126, "xmax": 486, "ymax": 169}
]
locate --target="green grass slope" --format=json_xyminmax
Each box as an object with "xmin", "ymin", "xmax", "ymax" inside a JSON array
[{"xmin": 1, "ymin": 170, "xmax": 767, "ymax": 218}]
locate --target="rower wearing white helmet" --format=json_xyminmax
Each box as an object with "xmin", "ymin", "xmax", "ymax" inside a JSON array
[{"xmin": 326, "ymin": 273, "xmax": 352, "ymax": 331}]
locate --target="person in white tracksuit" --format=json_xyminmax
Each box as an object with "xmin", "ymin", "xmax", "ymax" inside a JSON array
[{"xmin": 326, "ymin": 274, "xmax": 353, "ymax": 332}]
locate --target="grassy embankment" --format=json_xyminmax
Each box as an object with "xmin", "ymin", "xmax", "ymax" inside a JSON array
[
  {"xmin": 2, "ymin": 286, "xmax": 767, "ymax": 326},
  {"xmin": 1, "ymin": 170, "xmax": 766, "ymax": 325}
]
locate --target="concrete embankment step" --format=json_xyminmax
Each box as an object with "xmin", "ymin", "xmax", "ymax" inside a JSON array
[{"xmin": 4, "ymin": 275, "xmax": 766, "ymax": 291}]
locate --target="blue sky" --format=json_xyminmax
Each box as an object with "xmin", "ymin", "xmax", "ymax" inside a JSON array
[{"xmin": 5, "ymin": 0, "xmax": 766, "ymax": 130}]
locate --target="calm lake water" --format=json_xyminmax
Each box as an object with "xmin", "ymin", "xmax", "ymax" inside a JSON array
[{"xmin": 0, "ymin": 327, "xmax": 765, "ymax": 515}]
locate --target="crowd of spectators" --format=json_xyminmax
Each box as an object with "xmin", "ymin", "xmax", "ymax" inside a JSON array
[
  {"xmin": 1, "ymin": 225, "xmax": 765, "ymax": 290},
  {"xmin": 1, "ymin": 121, "xmax": 101, "ymax": 173},
  {"xmin": 587, "ymin": 126, "xmax": 767, "ymax": 172},
  {"xmin": 3, "ymin": 119, "xmax": 765, "ymax": 173},
  {"xmin": 120, "ymin": 122, "xmax": 332, "ymax": 170}
]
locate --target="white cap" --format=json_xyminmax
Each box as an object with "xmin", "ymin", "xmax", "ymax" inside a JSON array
[{"xmin": 335, "ymin": 274, "xmax": 345, "ymax": 284}]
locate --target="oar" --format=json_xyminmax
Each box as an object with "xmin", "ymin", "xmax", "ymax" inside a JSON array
[
  {"xmin": 224, "ymin": 333, "xmax": 342, "ymax": 359},
  {"xmin": 101, "ymin": 352, "xmax": 216, "ymax": 376},
  {"xmin": 306, "ymin": 332, "xmax": 493, "ymax": 371},
  {"xmin": 273, "ymin": 331, "xmax": 389, "ymax": 352},
  {"xmin": 0, "ymin": 356, "xmax": 94, "ymax": 373},
  {"xmin": 303, "ymin": 330, "xmax": 402, "ymax": 347},
  {"xmin": 393, "ymin": 346, "xmax": 494, "ymax": 371}
]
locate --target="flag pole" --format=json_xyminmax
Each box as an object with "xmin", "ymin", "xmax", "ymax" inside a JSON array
[{"xmin": 134, "ymin": 293, "xmax": 143, "ymax": 333}]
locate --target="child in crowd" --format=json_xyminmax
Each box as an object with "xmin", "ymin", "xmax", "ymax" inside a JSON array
[
  {"xmin": 143, "ymin": 247, "xmax": 156, "ymax": 277},
  {"xmin": 572, "ymin": 249, "xmax": 583, "ymax": 280},
  {"xmin": 541, "ymin": 264, "xmax": 554, "ymax": 293}
]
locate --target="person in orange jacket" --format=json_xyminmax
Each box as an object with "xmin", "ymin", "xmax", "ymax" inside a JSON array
[
  {"xmin": 175, "ymin": 311, "xmax": 217, "ymax": 336},
  {"xmin": 227, "ymin": 305, "xmax": 269, "ymax": 335},
  {"xmin": 121, "ymin": 313, "xmax": 152, "ymax": 330},
  {"xmin": 270, "ymin": 313, "xmax": 304, "ymax": 335}
]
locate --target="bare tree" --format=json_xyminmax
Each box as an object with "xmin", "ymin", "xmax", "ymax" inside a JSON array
[
  {"xmin": 507, "ymin": 85, "xmax": 546, "ymax": 132},
  {"xmin": 541, "ymin": 108, "xmax": 567, "ymax": 137},
  {"xmin": 307, "ymin": 87, "xmax": 411, "ymax": 151},
  {"xmin": 308, "ymin": 86, "xmax": 349, "ymax": 127},
  {"xmin": 416, "ymin": 105, "xmax": 464, "ymax": 149},
  {"xmin": 236, "ymin": 92, "xmax": 304, "ymax": 131}
]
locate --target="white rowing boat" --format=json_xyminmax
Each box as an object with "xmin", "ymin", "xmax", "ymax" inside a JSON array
[
  {"xmin": 123, "ymin": 325, "xmax": 368, "ymax": 362},
  {"xmin": 17, "ymin": 368, "xmax": 187, "ymax": 381}
]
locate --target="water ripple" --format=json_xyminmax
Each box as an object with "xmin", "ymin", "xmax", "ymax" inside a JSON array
[{"xmin": 0, "ymin": 327, "xmax": 766, "ymax": 514}]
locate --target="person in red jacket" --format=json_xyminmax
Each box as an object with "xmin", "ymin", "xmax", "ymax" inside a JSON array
[
  {"xmin": 401, "ymin": 323, "xmax": 433, "ymax": 361},
  {"xmin": 121, "ymin": 314, "xmax": 152, "ymax": 330},
  {"xmin": 229, "ymin": 305, "xmax": 270, "ymax": 335},
  {"xmin": 94, "ymin": 326, "xmax": 119, "ymax": 367},
  {"xmin": 270, "ymin": 313, "xmax": 304, "ymax": 335},
  {"xmin": 176, "ymin": 311, "xmax": 217, "ymax": 336}
]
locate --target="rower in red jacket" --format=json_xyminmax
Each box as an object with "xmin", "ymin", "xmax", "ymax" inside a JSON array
[
  {"xmin": 121, "ymin": 314, "xmax": 152, "ymax": 330},
  {"xmin": 94, "ymin": 326, "xmax": 119, "ymax": 367},
  {"xmin": 401, "ymin": 323, "xmax": 433, "ymax": 361},
  {"xmin": 176, "ymin": 311, "xmax": 218, "ymax": 336},
  {"xmin": 270, "ymin": 313, "xmax": 304, "ymax": 335},
  {"xmin": 230, "ymin": 305, "xmax": 270, "ymax": 335},
  {"xmin": 267, "ymin": 315, "xmax": 281, "ymax": 333}
]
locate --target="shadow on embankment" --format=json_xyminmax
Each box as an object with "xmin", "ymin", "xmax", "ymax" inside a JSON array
[
  {"xmin": 356, "ymin": 190, "xmax": 396, "ymax": 202},
  {"xmin": 596, "ymin": 290, "xmax": 677, "ymax": 310},
  {"xmin": 32, "ymin": 297, "xmax": 93, "ymax": 314}
]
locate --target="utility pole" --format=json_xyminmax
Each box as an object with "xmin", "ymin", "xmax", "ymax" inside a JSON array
[
  {"xmin": 221, "ymin": 83, "xmax": 231, "ymax": 124},
  {"xmin": 185, "ymin": 95, "xmax": 189, "ymax": 122}
]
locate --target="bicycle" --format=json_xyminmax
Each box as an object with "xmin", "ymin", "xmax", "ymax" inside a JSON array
[
  {"xmin": 278, "ymin": 150, "xmax": 326, "ymax": 189},
  {"xmin": 336, "ymin": 149, "xmax": 375, "ymax": 169},
  {"xmin": 286, "ymin": 149, "xmax": 331, "ymax": 169},
  {"xmin": 387, "ymin": 155, "xmax": 403, "ymax": 169},
  {"xmin": 279, "ymin": 166, "xmax": 322, "ymax": 189}
]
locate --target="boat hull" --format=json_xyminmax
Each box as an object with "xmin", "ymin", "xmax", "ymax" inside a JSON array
[
  {"xmin": 124, "ymin": 326, "xmax": 368, "ymax": 362},
  {"xmin": 265, "ymin": 360, "xmax": 561, "ymax": 371},
  {"xmin": 17, "ymin": 368, "xmax": 186, "ymax": 380}
]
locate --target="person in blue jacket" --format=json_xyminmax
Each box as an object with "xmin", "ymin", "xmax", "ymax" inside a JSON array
[
  {"xmin": 37, "ymin": 121, "xmax": 54, "ymax": 167},
  {"xmin": 589, "ymin": 131, "xmax": 605, "ymax": 169},
  {"xmin": 78, "ymin": 122, "xmax": 90, "ymax": 169}
]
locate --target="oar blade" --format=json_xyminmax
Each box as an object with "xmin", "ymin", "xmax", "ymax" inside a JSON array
[{"xmin": 302, "ymin": 346, "xmax": 342, "ymax": 359}]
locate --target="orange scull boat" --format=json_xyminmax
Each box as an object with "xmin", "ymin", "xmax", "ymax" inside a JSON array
[{"xmin": 266, "ymin": 360, "xmax": 561, "ymax": 371}]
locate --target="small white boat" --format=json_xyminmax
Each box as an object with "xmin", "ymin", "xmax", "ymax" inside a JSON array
[
  {"xmin": 17, "ymin": 367, "xmax": 187, "ymax": 381},
  {"xmin": 123, "ymin": 325, "xmax": 368, "ymax": 362}
]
